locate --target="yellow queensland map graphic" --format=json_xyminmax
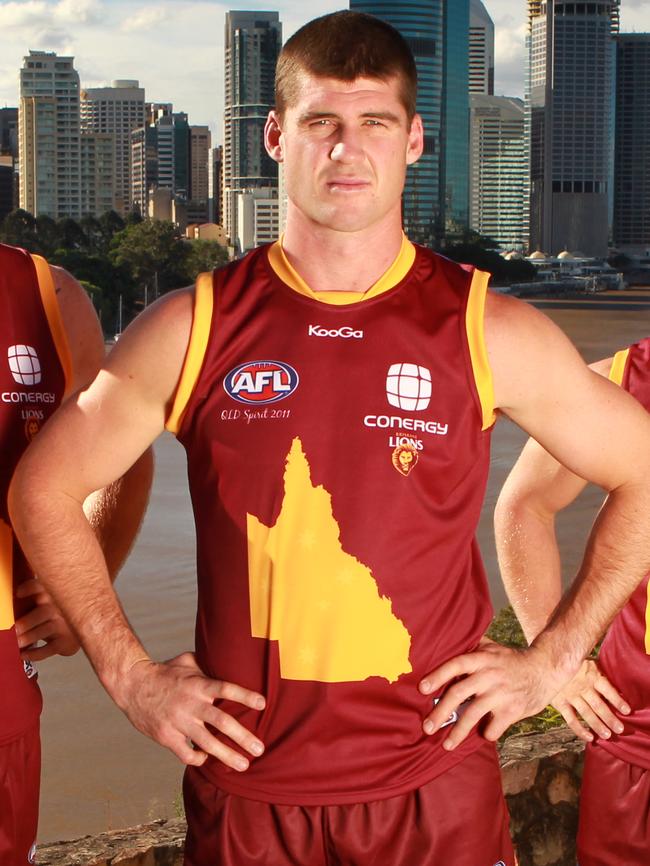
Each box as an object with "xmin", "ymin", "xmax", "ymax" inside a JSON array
[
  {"xmin": 247, "ymin": 437, "xmax": 412, "ymax": 683},
  {"xmin": 0, "ymin": 520, "xmax": 14, "ymax": 630}
]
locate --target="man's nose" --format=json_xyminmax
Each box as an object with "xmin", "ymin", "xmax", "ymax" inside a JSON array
[{"xmin": 330, "ymin": 129, "xmax": 363, "ymax": 163}]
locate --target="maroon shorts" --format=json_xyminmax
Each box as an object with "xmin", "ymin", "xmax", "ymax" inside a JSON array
[
  {"xmin": 0, "ymin": 722, "xmax": 40, "ymax": 866},
  {"xmin": 578, "ymin": 744, "xmax": 650, "ymax": 866},
  {"xmin": 183, "ymin": 740, "xmax": 515, "ymax": 866}
]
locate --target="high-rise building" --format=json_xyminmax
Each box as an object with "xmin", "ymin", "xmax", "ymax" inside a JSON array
[
  {"xmin": 350, "ymin": 1, "xmax": 444, "ymax": 245},
  {"xmin": 223, "ymin": 11, "xmax": 282, "ymax": 245},
  {"xmin": 613, "ymin": 34, "xmax": 650, "ymax": 252},
  {"xmin": 236, "ymin": 187, "xmax": 279, "ymax": 252},
  {"xmin": 188, "ymin": 125, "xmax": 211, "ymax": 224},
  {"xmin": 80, "ymin": 132, "xmax": 115, "ymax": 217},
  {"xmin": 0, "ymin": 108, "xmax": 18, "ymax": 158},
  {"xmin": 470, "ymin": 95, "xmax": 527, "ymax": 249},
  {"xmin": 0, "ymin": 108, "xmax": 19, "ymax": 219},
  {"xmin": 211, "ymin": 144, "xmax": 223, "ymax": 225},
  {"xmin": 19, "ymin": 51, "xmax": 81, "ymax": 218},
  {"xmin": 80, "ymin": 80, "xmax": 145, "ymax": 216},
  {"xmin": 442, "ymin": 0, "xmax": 470, "ymax": 237},
  {"xmin": 527, "ymin": 0, "xmax": 619, "ymax": 257},
  {"xmin": 350, "ymin": 1, "xmax": 469, "ymax": 245},
  {"xmin": 130, "ymin": 108, "xmax": 192, "ymax": 216},
  {"xmin": 469, "ymin": 0, "xmax": 494, "ymax": 94}
]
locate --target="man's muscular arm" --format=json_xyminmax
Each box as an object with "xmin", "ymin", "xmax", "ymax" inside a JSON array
[
  {"xmin": 9, "ymin": 288, "xmax": 266, "ymax": 770},
  {"xmin": 494, "ymin": 355, "xmax": 630, "ymax": 742},
  {"xmin": 420, "ymin": 295, "xmax": 650, "ymax": 748},
  {"xmin": 14, "ymin": 268, "xmax": 154, "ymax": 661}
]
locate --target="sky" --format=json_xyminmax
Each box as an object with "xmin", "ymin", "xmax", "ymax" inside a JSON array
[{"xmin": 1, "ymin": 0, "xmax": 649, "ymax": 142}]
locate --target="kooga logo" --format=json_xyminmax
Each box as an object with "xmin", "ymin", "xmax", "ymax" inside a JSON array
[{"xmin": 308, "ymin": 325, "xmax": 363, "ymax": 339}]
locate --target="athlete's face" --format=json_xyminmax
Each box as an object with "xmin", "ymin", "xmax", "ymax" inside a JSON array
[{"xmin": 265, "ymin": 72, "xmax": 423, "ymax": 234}]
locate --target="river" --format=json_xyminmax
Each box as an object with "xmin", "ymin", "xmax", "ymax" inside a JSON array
[{"xmin": 37, "ymin": 304, "xmax": 650, "ymax": 841}]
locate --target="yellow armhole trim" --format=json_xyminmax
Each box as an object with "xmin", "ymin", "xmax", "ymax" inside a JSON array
[
  {"xmin": 0, "ymin": 519, "xmax": 14, "ymax": 630},
  {"xmin": 165, "ymin": 272, "xmax": 214, "ymax": 435},
  {"xmin": 268, "ymin": 234, "xmax": 416, "ymax": 305},
  {"xmin": 31, "ymin": 255, "xmax": 74, "ymax": 397},
  {"xmin": 608, "ymin": 348, "xmax": 629, "ymax": 386},
  {"xmin": 466, "ymin": 270, "xmax": 496, "ymax": 431}
]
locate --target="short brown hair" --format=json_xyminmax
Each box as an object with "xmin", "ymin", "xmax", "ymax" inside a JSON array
[{"xmin": 275, "ymin": 11, "xmax": 418, "ymax": 121}]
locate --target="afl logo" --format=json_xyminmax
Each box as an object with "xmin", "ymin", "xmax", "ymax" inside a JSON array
[{"xmin": 224, "ymin": 360, "xmax": 299, "ymax": 405}]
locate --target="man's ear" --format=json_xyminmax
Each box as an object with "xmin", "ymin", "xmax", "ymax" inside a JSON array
[
  {"xmin": 265, "ymin": 110, "xmax": 283, "ymax": 162},
  {"xmin": 406, "ymin": 113, "xmax": 424, "ymax": 166}
]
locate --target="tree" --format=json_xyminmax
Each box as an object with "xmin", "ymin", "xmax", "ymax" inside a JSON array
[
  {"xmin": 35, "ymin": 214, "xmax": 61, "ymax": 257},
  {"xmin": 0, "ymin": 209, "xmax": 39, "ymax": 251},
  {"xmin": 110, "ymin": 219, "xmax": 188, "ymax": 297},
  {"xmin": 56, "ymin": 217, "xmax": 88, "ymax": 251},
  {"xmin": 181, "ymin": 238, "xmax": 228, "ymax": 282}
]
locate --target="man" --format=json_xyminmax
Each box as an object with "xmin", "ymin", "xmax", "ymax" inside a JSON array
[
  {"xmin": 495, "ymin": 337, "xmax": 650, "ymax": 866},
  {"xmin": 0, "ymin": 242, "xmax": 152, "ymax": 864},
  {"xmin": 8, "ymin": 12, "xmax": 650, "ymax": 865}
]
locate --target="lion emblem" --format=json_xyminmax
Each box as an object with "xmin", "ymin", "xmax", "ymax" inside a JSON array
[{"xmin": 391, "ymin": 444, "xmax": 418, "ymax": 477}]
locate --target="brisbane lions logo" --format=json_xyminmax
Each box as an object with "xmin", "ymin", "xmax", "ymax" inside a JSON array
[{"xmin": 391, "ymin": 444, "xmax": 418, "ymax": 477}]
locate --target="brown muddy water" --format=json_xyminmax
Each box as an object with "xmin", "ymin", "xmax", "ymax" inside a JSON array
[{"xmin": 38, "ymin": 305, "xmax": 650, "ymax": 841}]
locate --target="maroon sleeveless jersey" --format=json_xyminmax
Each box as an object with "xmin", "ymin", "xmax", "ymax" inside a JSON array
[
  {"xmin": 171, "ymin": 241, "xmax": 496, "ymax": 804},
  {"xmin": 0, "ymin": 243, "xmax": 69, "ymax": 744},
  {"xmin": 599, "ymin": 337, "xmax": 650, "ymax": 769}
]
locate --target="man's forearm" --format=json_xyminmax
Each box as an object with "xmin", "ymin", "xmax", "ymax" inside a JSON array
[
  {"xmin": 494, "ymin": 495, "xmax": 563, "ymax": 644},
  {"xmin": 9, "ymin": 482, "xmax": 148, "ymax": 699},
  {"xmin": 531, "ymin": 484, "xmax": 650, "ymax": 678},
  {"xmin": 83, "ymin": 448, "xmax": 154, "ymax": 580}
]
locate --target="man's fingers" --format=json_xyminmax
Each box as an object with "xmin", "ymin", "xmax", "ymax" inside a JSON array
[
  {"xmin": 188, "ymin": 723, "xmax": 251, "ymax": 772},
  {"xmin": 21, "ymin": 643, "xmax": 58, "ymax": 662},
  {"xmin": 584, "ymin": 692, "xmax": 625, "ymax": 735},
  {"xmin": 15, "ymin": 578, "xmax": 49, "ymax": 600},
  {"xmin": 419, "ymin": 654, "xmax": 479, "ymax": 696},
  {"xmin": 203, "ymin": 706, "xmax": 265, "ymax": 758},
  {"xmin": 15, "ymin": 605, "xmax": 56, "ymax": 636},
  {"xmin": 555, "ymin": 701, "xmax": 593, "ymax": 743},
  {"xmin": 214, "ymin": 679, "xmax": 266, "ymax": 711},
  {"xmin": 423, "ymin": 674, "xmax": 489, "ymax": 734},
  {"xmin": 442, "ymin": 697, "xmax": 494, "ymax": 749},
  {"xmin": 595, "ymin": 675, "xmax": 631, "ymax": 716}
]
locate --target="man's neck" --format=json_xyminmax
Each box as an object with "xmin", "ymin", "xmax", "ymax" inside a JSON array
[{"xmin": 281, "ymin": 214, "xmax": 405, "ymax": 294}]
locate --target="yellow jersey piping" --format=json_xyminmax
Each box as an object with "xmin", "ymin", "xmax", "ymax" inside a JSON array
[
  {"xmin": 465, "ymin": 270, "xmax": 496, "ymax": 431},
  {"xmin": 609, "ymin": 348, "xmax": 629, "ymax": 386},
  {"xmin": 166, "ymin": 272, "xmax": 214, "ymax": 434},
  {"xmin": 31, "ymin": 255, "xmax": 74, "ymax": 397},
  {"xmin": 0, "ymin": 519, "xmax": 14, "ymax": 630},
  {"xmin": 267, "ymin": 234, "xmax": 416, "ymax": 305}
]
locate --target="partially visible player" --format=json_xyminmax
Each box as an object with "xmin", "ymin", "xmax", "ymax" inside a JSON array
[
  {"xmin": 0, "ymin": 242, "xmax": 153, "ymax": 864},
  {"xmin": 495, "ymin": 337, "xmax": 650, "ymax": 866}
]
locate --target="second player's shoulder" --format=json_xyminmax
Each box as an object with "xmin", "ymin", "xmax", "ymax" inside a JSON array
[{"xmin": 102, "ymin": 286, "xmax": 195, "ymax": 407}]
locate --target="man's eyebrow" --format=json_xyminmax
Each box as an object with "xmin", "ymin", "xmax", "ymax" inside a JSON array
[{"xmin": 297, "ymin": 110, "xmax": 401, "ymax": 124}]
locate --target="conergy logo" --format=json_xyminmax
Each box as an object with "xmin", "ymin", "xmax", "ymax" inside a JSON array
[
  {"xmin": 308, "ymin": 325, "xmax": 363, "ymax": 339},
  {"xmin": 224, "ymin": 360, "xmax": 299, "ymax": 405}
]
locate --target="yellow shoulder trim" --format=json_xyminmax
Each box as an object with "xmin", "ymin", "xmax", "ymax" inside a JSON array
[
  {"xmin": 645, "ymin": 580, "xmax": 650, "ymax": 656},
  {"xmin": 165, "ymin": 272, "xmax": 214, "ymax": 435},
  {"xmin": 609, "ymin": 348, "xmax": 629, "ymax": 386},
  {"xmin": 31, "ymin": 255, "xmax": 74, "ymax": 397},
  {"xmin": 466, "ymin": 269, "xmax": 496, "ymax": 431},
  {"xmin": 0, "ymin": 519, "xmax": 14, "ymax": 630},
  {"xmin": 268, "ymin": 234, "xmax": 416, "ymax": 305}
]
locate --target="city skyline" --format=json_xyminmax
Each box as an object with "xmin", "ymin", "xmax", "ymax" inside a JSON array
[{"xmin": 1, "ymin": 0, "xmax": 648, "ymax": 143}]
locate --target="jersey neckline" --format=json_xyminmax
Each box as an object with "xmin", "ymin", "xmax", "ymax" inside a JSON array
[{"xmin": 266, "ymin": 234, "xmax": 417, "ymax": 306}]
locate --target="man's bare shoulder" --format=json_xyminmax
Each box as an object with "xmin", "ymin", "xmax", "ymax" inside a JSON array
[
  {"xmin": 101, "ymin": 287, "xmax": 195, "ymax": 410},
  {"xmin": 50, "ymin": 266, "xmax": 104, "ymax": 391}
]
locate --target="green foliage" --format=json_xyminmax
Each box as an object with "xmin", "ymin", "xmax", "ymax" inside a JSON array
[
  {"xmin": 0, "ymin": 208, "xmax": 39, "ymax": 252},
  {"xmin": 182, "ymin": 238, "xmax": 229, "ymax": 281},
  {"xmin": 0, "ymin": 208, "xmax": 228, "ymax": 335}
]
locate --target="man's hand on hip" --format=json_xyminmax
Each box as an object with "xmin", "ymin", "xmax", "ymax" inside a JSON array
[{"xmin": 116, "ymin": 651, "xmax": 266, "ymax": 770}]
